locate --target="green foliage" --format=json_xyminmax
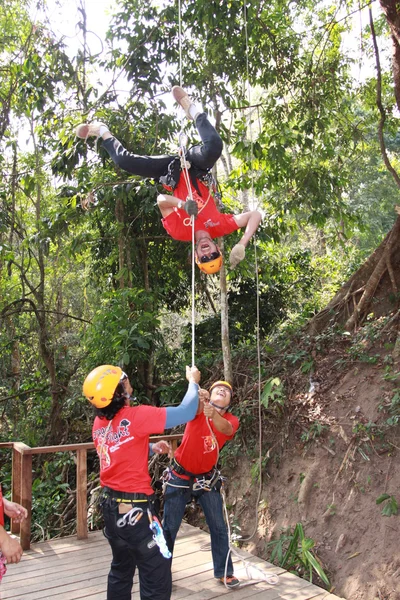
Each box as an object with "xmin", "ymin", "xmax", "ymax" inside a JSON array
[
  {"xmin": 31, "ymin": 454, "xmax": 76, "ymax": 541},
  {"xmin": 267, "ymin": 523, "xmax": 330, "ymax": 588},
  {"xmin": 301, "ymin": 422, "xmax": 328, "ymax": 443},
  {"xmin": 376, "ymin": 494, "xmax": 398, "ymax": 517},
  {"xmin": 1, "ymin": 0, "xmax": 400, "ymax": 549},
  {"xmin": 261, "ymin": 377, "xmax": 284, "ymax": 410},
  {"xmin": 83, "ymin": 288, "xmax": 163, "ymax": 399}
]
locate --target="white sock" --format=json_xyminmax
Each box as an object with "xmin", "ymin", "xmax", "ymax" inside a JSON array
[
  {"xmin": 189, "ymin": 103, "xmax": 202, "ymax": 121},
  {"xmin": 99, "ymin": 124, "xmax": 109, "ymax": 137}
]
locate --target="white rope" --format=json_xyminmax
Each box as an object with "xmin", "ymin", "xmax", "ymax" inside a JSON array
[
  {"xmin": 235, "ymin": 0, "xmax": 264, "ymax": 545},
  {"xmin": 177, "ymin": 2, "xmax": 195, "ymax": 365},
  {"xmin": 178, "ymin": 132, "xmax": 197, "ymax": 367},
  {"xmin": 178, "ymin": 0, "xmax": 182, "ymax": 87},
  {"xmin": 221, "ymin": 487, "xmax": 279, "ymax": 588},
  {"xmin": 191, "ymin": 212, "xmax": 195, "ymax": 367}
]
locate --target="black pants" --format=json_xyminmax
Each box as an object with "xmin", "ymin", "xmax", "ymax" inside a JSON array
[
  {"xmin": 102, "ymin": 113, "xmax": 223, "ymax": 179},
  {"xmin": 101, "ymin": 497, "xmax": 172, "ymax": 600}
]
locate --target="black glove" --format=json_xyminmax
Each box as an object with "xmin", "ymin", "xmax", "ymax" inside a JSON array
[{"xmin": 184, "ymin": 199, "xmax": 198, "ymax": 218}]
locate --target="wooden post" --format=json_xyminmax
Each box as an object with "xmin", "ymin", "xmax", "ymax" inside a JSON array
[
  {"xmin": 14, "ymin": 444, "xmax": 32, "ymax": 550},
  {"xmin": 76, "ymin": 449, "xmax": 88, "ymax": 540},
  {"xmin": 11, "ymin": 445, "xmax": 22, "ymax": 535}
]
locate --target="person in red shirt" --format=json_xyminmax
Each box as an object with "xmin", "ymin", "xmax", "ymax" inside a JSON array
[
  {"xmin": 0, "ymin": 485, "xmax": 28, "ymax": 578},
  {"xmin": 83, "ymin": 364, "xmax": 200, "ymax": 600},
  {"xmin": 162, "ymin": 380, "xmax": 240, "ymax": 589},
  {"xmin": 76, "ymin": 86, "xmax": 262, "ymax": 275}
]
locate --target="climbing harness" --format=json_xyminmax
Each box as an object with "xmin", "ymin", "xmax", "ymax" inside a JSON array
[{"xmin": 162, "ymin": 460, "xmax": 222, "ymax": 495}]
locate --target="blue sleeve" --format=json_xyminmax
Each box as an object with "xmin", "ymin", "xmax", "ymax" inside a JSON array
[{"xmin": 165, "ymin": 383, "xmax": 199, "ymax": 429}]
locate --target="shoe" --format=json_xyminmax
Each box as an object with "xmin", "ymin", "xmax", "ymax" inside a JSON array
[
  {"xmin": 75, "ymin": 122, "xmax": 107, "ymax": 139},
  {"xmin": 218, "ymin": 575, "xmax": 240, "ymax": 588},
  {"xmin": 172, "ymin": 86, "xmax": 193, "ymax": 119}
]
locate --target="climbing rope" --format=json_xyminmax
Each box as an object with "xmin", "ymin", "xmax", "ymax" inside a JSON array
[
  {"xmin": 178, "ymin": 0, "xmax": 183, "ymax": 88},
  {"xmin": 177, "ymin": 133, "xmax": 196, "ymax": 367},
  {"xmin": 221, "ymin": 486, "xmax": 279, "ymax": 588},
  {"xmin": 177, "ymin": 0, "xmax": 197, "ymax": 368},
  {"xmin": 174, "ymin": 0, "xmax": 272, "ymax": 588},
  {"xmin": 234, "ymin": 0, "xmax": 265, "ymax": 546}
]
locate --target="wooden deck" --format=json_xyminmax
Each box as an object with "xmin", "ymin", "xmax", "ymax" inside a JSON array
[{"xmin": 0, "ymin": 524, "xmax": 344, "ymax": 600}]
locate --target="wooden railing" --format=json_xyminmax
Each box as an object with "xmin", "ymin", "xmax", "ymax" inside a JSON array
[{"xmin": 0, "ymin": 434, "xmax": 183, "ymax": 550}]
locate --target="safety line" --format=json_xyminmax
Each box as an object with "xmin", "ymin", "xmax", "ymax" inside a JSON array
[
  {"xmin": 177, "ymin": 0, "xmax": 196, "ymax": 367},
  {"xmin": 178, "ymin": 0, "xmax": 183, "ymax": 87},
  {"xmin": 233, "ymin": 0, "xmax": 264, "ymax": 546}
]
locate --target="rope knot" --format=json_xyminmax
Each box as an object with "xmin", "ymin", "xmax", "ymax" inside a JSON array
[{"xmin": 180, "ymin": 155, "xmax": 191, "ymax": 170}]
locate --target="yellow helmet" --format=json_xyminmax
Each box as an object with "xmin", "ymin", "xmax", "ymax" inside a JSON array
[
  {"xmin": 195, "ymin": 249, "xmax": 223, "ymax": 274},
  {"xmin": 83, "ymin": 365, "xmax": 123, "ymax": 408},
  {"xmin": 209, "ymin": 380, "xmax": 233, "ymax": 397}
]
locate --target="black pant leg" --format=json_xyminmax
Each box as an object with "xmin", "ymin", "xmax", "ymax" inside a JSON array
[
  {"xmin": 102, "ymin": 137, "xmax": 173, "ymax": 179},
  {"xmin": 186, "ymin": 113, "xmax": 223, "ymax": 171}
]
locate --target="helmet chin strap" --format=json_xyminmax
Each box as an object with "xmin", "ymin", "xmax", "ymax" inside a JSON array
[{"xmin": 209, "ymin": 400, "xmax": 230, "ymax": 411}]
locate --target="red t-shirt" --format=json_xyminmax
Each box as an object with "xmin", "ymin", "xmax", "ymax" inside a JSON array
[
  {"xmin": 92, "ymin": 405, "xmax": 166, "ymax": 495},
  {"xmin": 0, "ymin": 487, "xmax": 4, "ymax": 526},
  {"xmin": 174, "ymin": 412, "xmax": 239, "ymax": 475},
  {"xmin": 162, "ymin": 175, "xmax": 239, "ymax": 242}
]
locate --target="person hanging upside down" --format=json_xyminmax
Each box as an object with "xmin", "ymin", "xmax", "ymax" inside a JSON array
[
  {"xmin": 162, "ymin": 380, "xmax": 240, "ymax": 589},
  {"xmin": 76, "ymin": 86, "xmax": 262, "ymax": 274}
]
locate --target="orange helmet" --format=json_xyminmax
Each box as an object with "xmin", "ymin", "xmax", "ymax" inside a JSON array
[
  {"xmin": 83, "ymin": 365, "xmax": 123, "ymax": 408},
  {"xmin": 209, "ymin": 380, "xmax": 233, "ymax": 397},
  {"xmin": 195, "ymin": 249, "xmax": 223, "ymax": 274}
]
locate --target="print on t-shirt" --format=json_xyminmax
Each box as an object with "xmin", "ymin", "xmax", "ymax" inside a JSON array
[
  {"xmin": 94, "ymin": 418, "xmax": 133, "ymax": 472},
  {"xmin": 202, "ymin": 435, "xmax": 217, "ymax": 454}
]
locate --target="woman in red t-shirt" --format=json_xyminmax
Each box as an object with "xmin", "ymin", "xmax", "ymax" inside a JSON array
[{"xmin": 83, "ymin": 364, "xmax": 200, "ymax": 600}]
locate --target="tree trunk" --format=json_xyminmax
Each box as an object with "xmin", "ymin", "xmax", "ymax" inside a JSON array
[
  {"xmin": 307, "ymin": 215, "xmax": 400, "ymax": 334},
  {"xmin": 379, "ymin": 0, "xmax": 400, "ymax": 111}
]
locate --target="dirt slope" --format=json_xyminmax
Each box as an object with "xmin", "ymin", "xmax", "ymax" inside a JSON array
[{"xmin": 222, "ymin": 343, "xmax": 400, "ymax": 599}]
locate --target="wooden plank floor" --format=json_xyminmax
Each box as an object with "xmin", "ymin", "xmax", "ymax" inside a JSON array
[{"xmin": 0, "ymin": 524, "xmax": 345, "ymax": 600}]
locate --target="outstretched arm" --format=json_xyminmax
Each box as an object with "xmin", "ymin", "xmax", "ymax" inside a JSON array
[{"xmin": 164, "ymin": 366, "xmax": 200, "ymax": 429}]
